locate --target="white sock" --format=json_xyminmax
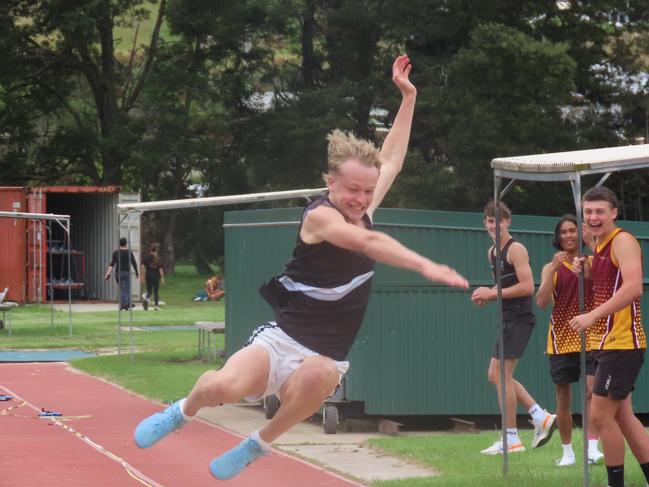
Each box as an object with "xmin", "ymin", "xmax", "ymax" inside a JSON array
[
  {"xmin": 562, "ymin": 443, "xmax": 575, "ymax": 457},
  {"xmin": 588, "ymin": 438, "xmax": 599, "ymax": 453},
  {"xmin": 528, "ymin": 404, "xmax": 546, "ymax": 423},
  {"xmin": 178, "ymin": 398, "xmax": 194, "ymax": 421},
  {"xmin": 251, "ymin": 430, "xmax": 272, "ymax": 452},
  {"xmin": 506, "ymin": 428, "xmax": 521, "ymax": 445}
]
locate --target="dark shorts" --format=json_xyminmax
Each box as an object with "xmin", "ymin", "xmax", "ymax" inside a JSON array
[
  {"xmin": 592, "ymin": 349, "xmax": 645, "ymax": 400},
  {"xmin": 492, "ymin": 319, "xmax": 535, "ymax": 360},
  {"xmin": 548, "ymin": 351, "xmax": 597, "ymax": 384}
]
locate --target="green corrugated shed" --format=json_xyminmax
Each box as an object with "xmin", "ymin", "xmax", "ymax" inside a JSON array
[{"xmin": 224, "ymin": 207, "xmax": 649, "ymax": 416}]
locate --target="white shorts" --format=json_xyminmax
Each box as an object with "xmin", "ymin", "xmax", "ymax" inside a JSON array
[{"xmin": 243, "ymin": 322, "xmax": 349, "ymax": 402}]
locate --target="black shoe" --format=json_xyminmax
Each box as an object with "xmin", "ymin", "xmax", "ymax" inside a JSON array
[{"xmin": 142, "ymin": 299, "xmax": 148, "ymax": 311}]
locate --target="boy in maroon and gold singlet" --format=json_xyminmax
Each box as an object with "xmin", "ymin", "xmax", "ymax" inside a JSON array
[
  {"xmin": 536, "ymin": 215, "xmax": 603, "ymax": 466},
  {"xmin": 570, "ymin": 186, "xmax": 649, "ymax": 487}
]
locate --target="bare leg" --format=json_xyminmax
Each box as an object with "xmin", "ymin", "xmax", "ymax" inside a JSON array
[
  {"xmin": 615, "ymin": 394, "xmax": 649, "ymax": 464},
  {"xmin": 488, "ymin": 358, "xmax": 535, "ymax": 428},
  {"xmin": 555, "ymin": 383, "xmax": 573, "ymax": 444},
  {"xmin": 586, "ymin": 375, "xmax": 599, "ymax": 439},
  {"xmin": 260, "ymin": 355, "xmax": 340, "ymax": 442},
  {"xmin": 591, "ymin": 394, "xmax": 625, "ymax": 465},
  {"xmin": 184, "ymin": 345, "xmax": 270, "ymax": 416}
]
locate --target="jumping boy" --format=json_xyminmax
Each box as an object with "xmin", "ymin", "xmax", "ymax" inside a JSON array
[{"xmin": 133, "ymin": 55, "xmax": 468, "ymax": 480}]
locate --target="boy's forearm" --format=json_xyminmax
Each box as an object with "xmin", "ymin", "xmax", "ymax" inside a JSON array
[{"xmin": 379, "ymin": 94, "xmax": 416, "ymax": 166}]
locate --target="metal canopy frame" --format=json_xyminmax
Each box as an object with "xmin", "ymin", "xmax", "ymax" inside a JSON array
[
  {"xmin": 0, "ymin": 211, "xmax": 73, "ymax": 335},
  {"xmin": 491, "ymin": 144, "xmax": 649, "ymax": 485},
  {"xmin": 114, "ymin": 187, "xmax": 327, "ymax": 360}
]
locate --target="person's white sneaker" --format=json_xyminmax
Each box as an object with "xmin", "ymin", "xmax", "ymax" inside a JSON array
[
  {"xmin": 531, "ymin": 412, "xmax": 557, "ymax": 448},
  {"xmin": 480, "ymin": 439, "xmax": 525, "ymax": 455},
  {"xmin": 556, "ymin": 455, "xmax": 576, "ymax": 466},
  {"xmin": 588, "ymin": 449, "xmax": 605, "ymax": 465}
]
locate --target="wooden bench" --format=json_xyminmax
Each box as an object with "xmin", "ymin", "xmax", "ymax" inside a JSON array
[{"xmin": 195, "ymin": 321, "xmax": 225, "ymax": 362}]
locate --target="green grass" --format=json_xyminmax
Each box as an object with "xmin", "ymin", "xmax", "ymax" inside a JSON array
[
  {"xmin": 0, "ymin": 264, "xmax": 224, "ymax": 402},
  {"xmin": 369, "ymin": 431, "xmax": 648, "ymax": 486},
  {"xmin": 0, "ymin": 264, "xmax": 224, "ymax": 349},
  {"xmin": 74, "ymin": 351, "xmax": 220, "ymax": 403}
]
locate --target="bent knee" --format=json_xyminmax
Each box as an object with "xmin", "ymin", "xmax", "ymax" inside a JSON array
[
  {"xmin": 202, "ymin": 370, "xmax": 258, "ymax": 400},
  {"xmin": 590, "ymin": 410, "xmax": 611, "ymax": 430},
  {"xmin": 295, "ymin": 361, "xmax": 340, "ymax": 396}
]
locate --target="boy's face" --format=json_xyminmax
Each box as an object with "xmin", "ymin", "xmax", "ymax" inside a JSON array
[
  {"xmin": 484, "ymin": 215, "xmax": 511, "ymax": 241},
  {"xmin": 583, "ymin": 199, "xmax": 617, "ymax": 238},
  {"xmin": 327, "ymin": 158, "xmax": 379, "ymax": 223}
]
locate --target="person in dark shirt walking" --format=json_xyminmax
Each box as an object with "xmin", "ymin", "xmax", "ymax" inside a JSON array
[
  {"xmin": 141, "ymin": 242, "xmax": 165, "ymax": 311},
  {"xmin": 104, "ymin": 237, "xmax": 139, "ymax": 311}
]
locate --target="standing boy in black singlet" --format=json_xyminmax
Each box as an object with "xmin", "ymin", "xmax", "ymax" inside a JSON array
[{"xmin": 472, "ymin": 200, "xmax": 557, "ymax": 455}]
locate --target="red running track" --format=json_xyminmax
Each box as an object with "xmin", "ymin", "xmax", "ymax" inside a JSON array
[{"xmin": 0, "ymin": 362, "xmax": 363, "ymax": 487}]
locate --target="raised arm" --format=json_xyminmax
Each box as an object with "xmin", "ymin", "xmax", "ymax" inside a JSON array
[
  {"xmin": 302, "ymin": 205, "xmax": 468, "ymax": 288},
  {"xmin": 367, "ymin": 55, "xmax": 417, "ymax": 218}
]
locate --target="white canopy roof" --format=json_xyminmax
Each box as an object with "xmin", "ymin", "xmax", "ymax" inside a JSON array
[{"xmin": 491, "ymin": 144, "xmax": 649, "ymax": 180}]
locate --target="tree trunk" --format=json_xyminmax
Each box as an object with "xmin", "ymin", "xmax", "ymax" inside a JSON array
[
  {"xmin": 96, "ymin": 0, "xmax": 121, "ymax": 184},
  {"xmin": 301, "ymin": 1, "xmax": 318, "ymax": 89}
]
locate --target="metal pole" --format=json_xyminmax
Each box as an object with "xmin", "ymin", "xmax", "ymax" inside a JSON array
[
  {"xmin": 38, "ymin": 219, "xmax": 42, "ymax": 303},
  {"xmin": 48, "ymin": 221, "xmax": 54, "ymax": 327},
  {"xmin": 571, "ymin": 175, "xmax": 589, "ymax": 487},
  {"xmin": 32, "ymin": 215, "xmax": 36, "ymax": 304},
  {"xmin": 494, "ymin": 176, "xmax": 508, "ymax": 475},
  {"xmin": 127, "ymin": 214, "xmax": 134, "ymax": 364},
  {"xmin": 66, "ymin": 221, "xmax": 72, "ymax": 336},
  {"xmin": 117, "ymin": 215, "xmax": 124, "ymax": 356}
]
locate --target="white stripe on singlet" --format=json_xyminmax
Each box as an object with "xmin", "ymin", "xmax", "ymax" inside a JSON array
[{"xmin": 278, "ymin": 271, "xmax": 374, "ymax": 302}]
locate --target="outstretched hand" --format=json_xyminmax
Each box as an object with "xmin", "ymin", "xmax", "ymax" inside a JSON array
[
  {"xmin": 392, "ymin": 55, "xmax": 416, "ymax": 97},
  {"xmin": 421, "ymin": 261, "xmax": 469, "ymax": 289}
]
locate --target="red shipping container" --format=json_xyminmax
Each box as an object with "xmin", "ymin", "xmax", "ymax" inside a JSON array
[{"xmin": 0, "ymin": 187, "xmax": 27, "ymax": 303}]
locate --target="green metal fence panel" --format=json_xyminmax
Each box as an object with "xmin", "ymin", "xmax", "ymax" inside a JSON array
[{"xmin": 224, "ymin": 207, "xmax": 649, "ymax": 415}]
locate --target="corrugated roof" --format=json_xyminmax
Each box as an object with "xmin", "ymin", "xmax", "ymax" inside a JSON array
[{"xmin": 491, "ymin": 144, "xmax": 649, "ymax": 173}]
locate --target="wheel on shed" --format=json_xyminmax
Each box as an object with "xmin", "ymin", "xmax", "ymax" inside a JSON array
[
  {"xmin": 323, "ymin": 404, "xmax": 338, "ymax": 434},
  {"xmin": 264, "ymin": 394, "xmax": 280, "ymax": 419}
]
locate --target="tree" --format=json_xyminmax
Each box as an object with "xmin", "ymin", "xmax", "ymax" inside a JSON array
[{"xmin": 0, "ymin": 0, "xmax": 166, "ymax": 184}]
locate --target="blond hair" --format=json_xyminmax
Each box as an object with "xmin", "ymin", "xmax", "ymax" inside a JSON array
[{"xmin": 323, "ymin": 130, "xmax": 381, "ymax": 181}]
